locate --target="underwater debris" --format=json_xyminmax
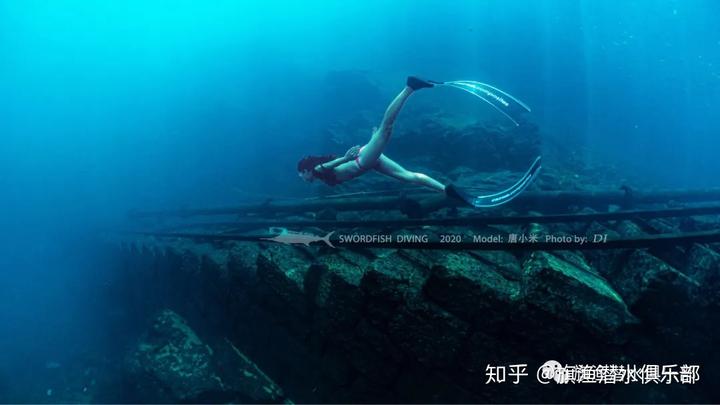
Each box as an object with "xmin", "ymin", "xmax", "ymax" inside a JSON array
[
  {"xmin": 111, "ymin": 219, "xmax": 720, "ymax": 403},
  {"xmin": 128, "ymin": 187, "xmax": 720, "ymax": 219},
  {"xmin": 125, "ymin": 309, "xmax": 286, "ymax": 403},
  {"xmin": 112, "ymin": 140, "xmax": 720, "ymax": 403}
]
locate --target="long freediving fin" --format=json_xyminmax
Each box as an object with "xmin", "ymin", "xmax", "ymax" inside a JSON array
[
  {"xmin": 445, "ymin": 156, "xmax": 542, "ymax": 208},
  {"xmin": 440, "ymin": 80, "xmax": 531, "ymax": 126}
]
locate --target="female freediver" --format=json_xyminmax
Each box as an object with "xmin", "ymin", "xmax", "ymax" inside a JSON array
[{"xmin": 297, "ymin": 76, "xmax": 541, "ymax": 208}]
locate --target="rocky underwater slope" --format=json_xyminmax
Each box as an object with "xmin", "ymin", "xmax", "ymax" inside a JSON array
[
  {"xmin": 110, "ymin": 222, "xmax": 719, "ymax": 403},
  {"xmin": 106, "ymin": 118, "xmax": 720, "ymax": 403}
]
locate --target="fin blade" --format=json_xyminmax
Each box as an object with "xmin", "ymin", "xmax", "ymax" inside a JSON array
[
  {"xmin": 474, "ymin": 156, "xmax": 542, "ymax": 200},
  {"xmin": 453, "ymin": 80, "xmax": 532, "ymax": 112},
  {"xmin": 443, "ymin": 82, "xmax": 521, "ymax": 126},
  {"xmin": 450, "ymin": 157, "xmax": 542, "ymax": 208},
  {"xmin": 442, "ymin": 80, "xmax": 532, "ymax": 125},
  {"xmin": 472, "ymin": 160, "xmax": 542, "ymax": 207}
]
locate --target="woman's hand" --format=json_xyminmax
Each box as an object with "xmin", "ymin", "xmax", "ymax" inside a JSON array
[{"xmin": 345, "ymin": 145, "xmax": 361, "ymax": 160}]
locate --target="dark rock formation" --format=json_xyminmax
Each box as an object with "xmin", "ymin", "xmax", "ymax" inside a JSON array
[
  {"xmin": 125, "ymin": 309, "xmax": 285, "ymax": 403},
  {"xmin": 523, "ymin": 251, "xmax": 637, "ymax": 342},
  {"xmin": 109, "ymin": 228, "xmax": 720, "ymax": 403}
]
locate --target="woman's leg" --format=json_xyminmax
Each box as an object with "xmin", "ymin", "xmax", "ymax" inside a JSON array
[
  {"xmin": 357, "ymin": 86, "xmax": 414, "ymax": 168},
  {"xmin": 375, "ymin": 155, "xmax": 446, "ymax": 192}
]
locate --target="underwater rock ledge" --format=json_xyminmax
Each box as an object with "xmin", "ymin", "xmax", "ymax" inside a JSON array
[
  {"xmin": 107, "ymin": 232, "xmax": 719, "ymax": 403},
  {"xmin": 126, "ymin": 309, "xmax": 286, "ymax": 403}
]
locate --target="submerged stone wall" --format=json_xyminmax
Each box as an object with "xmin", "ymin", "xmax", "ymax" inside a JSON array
[{"xmin": 111, "ymin": 215, "xmax": 720, "ymax": 403}]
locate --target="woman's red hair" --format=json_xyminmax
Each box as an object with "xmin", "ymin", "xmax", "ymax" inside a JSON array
[
  {"xmin": 297, "ymin": 154, "xmax": 340, "ymax": 186},
  {"xmin": 297, "ymin": 155, "xmax": 336, "ymax": 172}
]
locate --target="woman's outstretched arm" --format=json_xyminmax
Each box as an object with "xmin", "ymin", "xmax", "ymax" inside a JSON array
[{"xmin": 315, "ymin": 146, "xmax": 361, "ymax": 171}]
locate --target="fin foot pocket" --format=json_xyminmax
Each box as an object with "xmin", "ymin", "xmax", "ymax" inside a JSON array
[{"xmin": 407, "ymin": 76, "xmax": 435, "ymax": 90}]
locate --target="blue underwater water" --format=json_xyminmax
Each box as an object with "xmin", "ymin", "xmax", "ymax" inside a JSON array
[{"xmin": 0, "ymin": 0, "xmax": 719, "ymax": 402}]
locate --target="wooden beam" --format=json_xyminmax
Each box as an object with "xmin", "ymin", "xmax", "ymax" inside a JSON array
[
  {"xmin": 145, "ymin": 204, "xmax": 720, "ymax": 233},
  {"xmin": 128, "ymin": 188, "xmax": 720, "ymax": 219}
]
